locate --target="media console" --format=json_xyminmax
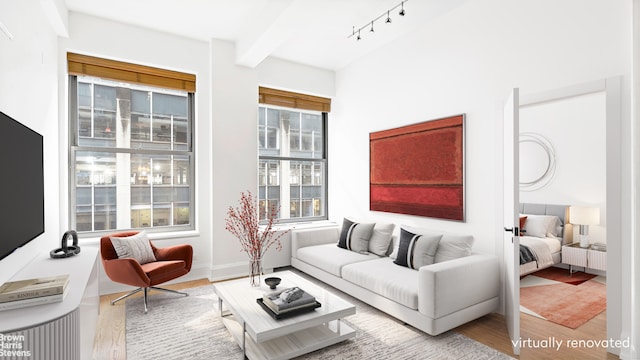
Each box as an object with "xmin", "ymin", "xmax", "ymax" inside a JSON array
[{"xmin": 0, "ymin": 247, "xmax": 99, "ymax": 360}]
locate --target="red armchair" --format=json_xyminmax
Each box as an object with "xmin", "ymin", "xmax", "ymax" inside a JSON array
[{"xmin": 100, "ymin": 231, "xmax": 193, "ymax": 313}]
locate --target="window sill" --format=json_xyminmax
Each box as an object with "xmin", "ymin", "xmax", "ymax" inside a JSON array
[
  {"xmin": 267, "ymin": 220, "xmax": 337, "ymax": 231},
  {"xmin": 80, "ymin": 229, "xmax": 201, "ymax": 246}
]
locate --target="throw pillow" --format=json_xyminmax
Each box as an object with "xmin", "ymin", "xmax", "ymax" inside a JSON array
[
  {"xmin": 110, "ymin": 231, "xmax": 156, "ymax": 265},
  {"xmin": 393, "ymin": 228, "xmax": 442, "ymax": 269},
  {"xmin": 519, "ymin": 216, "xmax": 528, "ymax": 232},
  {"xmin": 434, "ymin": 234, "xmax": 474, "ymax": 263},
  {"xmin": 368, "ymin": 222, "xmax": 396, "ymax": 256},
  {"xmin": 337, "ymin": 218, "xmax": 375, "ymax": 254}
]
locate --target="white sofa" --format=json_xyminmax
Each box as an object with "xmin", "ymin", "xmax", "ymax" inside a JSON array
[{"xmin": 290, "ymin": 225, "xmax": 500, "ymax": 336}]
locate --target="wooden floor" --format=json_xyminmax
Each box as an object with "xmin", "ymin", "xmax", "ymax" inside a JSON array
[{"xmin": 92, "ymin": 278, "xmax": 618, "ymax": 360}]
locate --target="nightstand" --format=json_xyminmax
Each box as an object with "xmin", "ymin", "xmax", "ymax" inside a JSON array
[{"xmin": 562, "ymin": 242, "xmax": 607, "ymax": 274}]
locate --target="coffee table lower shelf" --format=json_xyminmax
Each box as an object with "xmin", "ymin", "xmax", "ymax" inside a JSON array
[{"xmin": 222, "ymin": 317, "xmax": 355, "ymax": 360}]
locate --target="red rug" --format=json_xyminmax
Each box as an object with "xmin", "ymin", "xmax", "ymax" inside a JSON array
[
  {"xmin": 520, "ymin": 280, "xmax": 606, "ymax": 329},
  {"xmin": 530, "ymin": 266, "xmax": 597, "ymax": 286}
]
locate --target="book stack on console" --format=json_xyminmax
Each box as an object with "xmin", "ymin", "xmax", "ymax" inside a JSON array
[
  {"xmin": 0, "ymin": 274, "xmax": 70, "ymax": 311},
  {"xmin": 591, "ymin": 243, "xmax": 607, "ymax": 251},
  {"xmin": 261, "ymin": 286, "xmax": 318, "ymax": 316}
]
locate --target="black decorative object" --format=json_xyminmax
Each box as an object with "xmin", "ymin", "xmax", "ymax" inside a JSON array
[
  {"xmin": 264, "ymin": 277, "xmax": 281, "ymax": 289},
  {"xmin": 50, "ymin": 230, "xmax": 81, "ymax": 259}
]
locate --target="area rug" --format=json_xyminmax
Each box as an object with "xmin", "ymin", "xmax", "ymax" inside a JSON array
[
  {"xmin": 529, "ymin": 267, "xmax": 597, "ymax": 286},
  {"xmin": 126, "ymin": 276, "xmax": 514, "ymax": 360},
  {"xmin": 520, "ymin": 279, "xmax": 606, "ymax": 329}
]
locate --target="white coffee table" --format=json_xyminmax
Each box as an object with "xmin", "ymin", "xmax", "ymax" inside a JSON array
[{"xmin": 213, "ymin": 270, "xmax": 356, "ymax": 360}]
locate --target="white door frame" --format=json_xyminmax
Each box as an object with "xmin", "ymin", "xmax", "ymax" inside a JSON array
[{"xmin": 519, "ymin": 77, "xmax": 623, "ymax": 355}]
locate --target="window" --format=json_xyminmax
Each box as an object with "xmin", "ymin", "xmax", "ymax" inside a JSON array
[
  {"xmin": 258, "ymin": 87, "xmax": 330, "ymax": 223},
  {"xmin": 68, "ymin": 53, "xmax": 195, "ymax": 235}
]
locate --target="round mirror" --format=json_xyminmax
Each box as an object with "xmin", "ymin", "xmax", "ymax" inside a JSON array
[{"xmin": 519, "ymin": 132, "xmax": 556, "ymax": 191}]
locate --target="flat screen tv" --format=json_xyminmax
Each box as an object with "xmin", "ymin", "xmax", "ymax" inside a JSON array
[{"xmin": 0, "ymin": 111, "xmax": 44, "ymax": 260}]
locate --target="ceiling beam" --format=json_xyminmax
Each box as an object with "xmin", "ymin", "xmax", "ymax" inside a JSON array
[
  {"xmin": 40, "ymin": 0, "xmax": 69, "ymax": 37},
  {"xmin": 235, "ymin": 0, "xmax": 313, "ymax": 68}
]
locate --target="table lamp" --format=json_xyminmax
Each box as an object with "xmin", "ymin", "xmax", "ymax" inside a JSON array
[{"xmin": 569, "ymin": 206, "xmax": 600, "ymax": 248}]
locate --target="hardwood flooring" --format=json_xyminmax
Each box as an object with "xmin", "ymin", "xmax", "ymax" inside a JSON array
[{"xmin": 92, "ymin": 278, "xmax": 618, "ymax": 360}]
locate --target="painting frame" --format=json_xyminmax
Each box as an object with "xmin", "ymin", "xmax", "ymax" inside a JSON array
[{"xmin": 369, "ymin": 114, "xmax": 465, "ymax": 221}]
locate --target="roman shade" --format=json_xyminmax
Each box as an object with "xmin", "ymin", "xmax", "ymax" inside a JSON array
[
  {"xmin": 259, "ymin": 86, "xmax": 331, "ymax": 112},
  {"xmin": 67, "ymin": 52, "xmax": 196, "ymax": 92}
]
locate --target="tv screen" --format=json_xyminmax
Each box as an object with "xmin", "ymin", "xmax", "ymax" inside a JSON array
[{"xmin": 0, "ymin": 111, "xmax": 45, "ymax": 260}]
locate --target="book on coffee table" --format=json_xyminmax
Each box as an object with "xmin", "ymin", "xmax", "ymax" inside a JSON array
[
  {"xmin": 259, "ymin": 287, "xmax": 321, "ymax": 318},
  {"xmin": 263, "ymin": 287, "xmax": 315, "ymax": 311}
]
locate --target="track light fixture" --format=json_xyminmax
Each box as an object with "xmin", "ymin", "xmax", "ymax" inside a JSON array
[{"xmin": 348, "ymin": 0, "xmax": 408, "ymax": 41}]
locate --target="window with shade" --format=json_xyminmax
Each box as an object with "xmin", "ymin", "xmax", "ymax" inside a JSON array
[
  {"xmin": 68, "ymin": 53, "xmax": 195, "ymax": 235},
  {"xmin": 258, "ymin": 87, "xmax": 330, "ymax": 223}
]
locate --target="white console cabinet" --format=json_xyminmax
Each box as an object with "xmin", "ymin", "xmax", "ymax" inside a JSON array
[{"xmin": 0, "ymin": 247, "xmax": 99, "ymax": 360}]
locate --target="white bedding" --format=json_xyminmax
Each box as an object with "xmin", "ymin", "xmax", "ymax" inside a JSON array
[{"xmin": 519, "ymin": 235, "xmax": 561, "ymax": 275}]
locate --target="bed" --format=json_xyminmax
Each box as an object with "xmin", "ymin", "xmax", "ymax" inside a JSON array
[{"xmin": 519, "ymin": 203, "xmax": 573, "ymax": 276}]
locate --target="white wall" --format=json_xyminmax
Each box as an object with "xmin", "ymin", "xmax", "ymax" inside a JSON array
[
  {"xmin": 331, "ymin": 0, "xmax": 631, "ymax": 353},
  {"xmin": 0, "ymin": 0, "xmax": 60, "ymax": 285},
  {"xmin": 209, "ymin": 40, "xmax": 335, "ymax": 280},
  {"xmin": 331, "ymin": 0, "xmax": 630, "ymax": 257},
  {"xmin": 520, "ymin": 92, "xmax": 607, "ymax": 244}
]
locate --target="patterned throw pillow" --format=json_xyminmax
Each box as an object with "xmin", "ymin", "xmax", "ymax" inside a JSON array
[
  {"xmin": 110, "ymin": 231, "xmax": 156, "ymax": 264},
  {"xmin": 393, "ymin": 228, "xmax": 442, "ymax": 269},
  {"xmin": 337, "ymin": 218, "xmax": 375, "ymax": 254}
]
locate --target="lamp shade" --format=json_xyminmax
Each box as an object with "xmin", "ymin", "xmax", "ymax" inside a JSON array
[{"xmin": 569, "ymin": 206, "xmax": 600, "ymax": 225}]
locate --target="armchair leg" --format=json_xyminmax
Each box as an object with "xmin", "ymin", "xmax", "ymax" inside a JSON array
[
  {"xmin": 110, "ymin": 288, "xmax": 143, "ymax": 306},
  {"xmin": 109, "ymin": 286, "xmax": 188, "ymax": 314}
]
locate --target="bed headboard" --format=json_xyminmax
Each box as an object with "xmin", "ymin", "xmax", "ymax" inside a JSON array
[{"xmin": 519, "ymin": 203, "xmax": 573, "ymax": 245}]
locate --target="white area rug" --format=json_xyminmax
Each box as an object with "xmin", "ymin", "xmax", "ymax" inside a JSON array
[{"xmin": 126, "ymin": 272, "xmax": 514, "ymax": 360}]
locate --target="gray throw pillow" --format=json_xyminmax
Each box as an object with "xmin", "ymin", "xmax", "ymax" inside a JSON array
[
  {"xmin": 393, "ymin": 228, "xmax": 442, "ymax": 269},
  {"xmin": 368, "ymin": 222, "xmax": 395, "ymax": 256},
  {"xmin": 110, "ymin": 231, "xmax": 156, "ymax": 265},
  {"xmin": 337, "ymin": 218, "xmax": 375, "ymax": 254}
]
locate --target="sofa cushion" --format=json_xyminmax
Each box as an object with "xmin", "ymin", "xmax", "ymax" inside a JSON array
[
  {"xmin": 338, "ymin": 218, "xmax": 375, "ymax": 254},
  {"xmin": 368, "ymin": 222, "xmax": 395, "ymax": 256},
  {"xmin": 394, "ymin": 228, "xmax": 442, "ymax": 269},
  {"xmin": 296, "ymin": 244, "xmax": 379, "ymax": 277},
  {"xmin": 342, "ymin": 258, "xmax": 419, "ymax": 309}
]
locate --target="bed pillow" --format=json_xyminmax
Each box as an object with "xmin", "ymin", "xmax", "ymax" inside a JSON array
[
  {"xmin": 110, "ymin": 231, "xmax": 156, "ymax": 264},
  {"xmin": 522, "ymin": 214, "xmax": 560, "ymax": 238},
  {"xmin": 337, "ymin": 218, "xmax": 375, "ymax": 254},
  {"xmin": 368, "ymin": 222, "xmax": 396, "ymax": 256},
  {"xmin": 393, "ymin": 228, "xmax": 442, "ymax": 269},
  {"xmin": 519, "ymin": 216, "xmax": 528, "ymax": 232}
]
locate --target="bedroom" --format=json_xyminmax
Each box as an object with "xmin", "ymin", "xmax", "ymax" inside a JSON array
[{"xmin": 517, "ymin": 86, "xmax": 609, "ymax": 350}]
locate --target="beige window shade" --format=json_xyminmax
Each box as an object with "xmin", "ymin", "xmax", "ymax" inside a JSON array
[
  {"xmin": 259, "ymin": 87, "xmax": 331, "ymax": 112},
  {"xmin": 67, "ymin": 53, "xmax": 196, "ymax": 92}
]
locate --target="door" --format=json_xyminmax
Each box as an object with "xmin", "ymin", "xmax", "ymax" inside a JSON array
[{"xmin": 503, "ymin": 88, "xmax": 520, "ymax": 355}]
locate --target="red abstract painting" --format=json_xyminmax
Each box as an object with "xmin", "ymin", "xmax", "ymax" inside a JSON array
[{"xmin": 370, "ymin": 114, "xmax": 465, "ymax": 221}]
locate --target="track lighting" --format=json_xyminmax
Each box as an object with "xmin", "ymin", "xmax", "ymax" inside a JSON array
[{"xmin": 348, "ymin": 0, "xmax": 408, "ymax": 41}]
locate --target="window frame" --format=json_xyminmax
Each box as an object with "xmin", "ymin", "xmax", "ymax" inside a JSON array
[
  {"xmin": 68, "ymin": 75, "xmax": 196, "ymax": 237},
  {"xmin": 258, "ymin": 104, "xmax": 328, "ymax": 224}
]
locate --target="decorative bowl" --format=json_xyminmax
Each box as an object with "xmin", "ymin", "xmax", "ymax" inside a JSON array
[{"xmin": 265, "ymin": 277, "xmax": 281, "ymax": 289}]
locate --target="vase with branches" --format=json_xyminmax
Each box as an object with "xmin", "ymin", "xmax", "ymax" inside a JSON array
[{"xmin": 225, "ymin": 190, "xmax": 289, "ymax": 286}]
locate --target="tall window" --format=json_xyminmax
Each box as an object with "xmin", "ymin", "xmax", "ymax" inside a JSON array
[
  {"xmin": 258, "ymin": 87, "xmax": 330, "ymax": 222},
  {"xmin": 68, "ymin": 53, "xmax": 195, "ymax": 234}
]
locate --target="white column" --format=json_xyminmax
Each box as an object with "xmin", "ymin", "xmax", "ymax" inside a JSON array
[{"xmin": 115, "ymin": 88, "xmax": 131, "ymax": 229}]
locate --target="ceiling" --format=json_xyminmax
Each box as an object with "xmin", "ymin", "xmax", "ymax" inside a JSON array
[{"xmin": 63, "ymin": 0, "xmax": 468, "ymax": 71}]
